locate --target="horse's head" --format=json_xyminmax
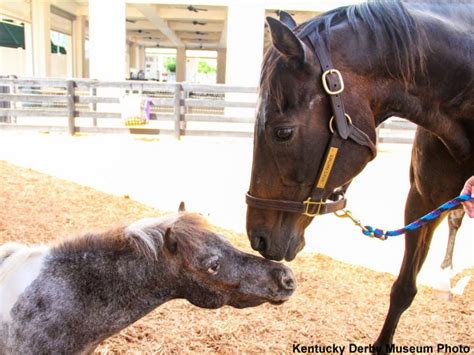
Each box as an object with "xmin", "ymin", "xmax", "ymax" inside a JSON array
[
  {"xmin": 246, "ymin": 16, "xmax": 378, "ymax": 261},
  {"xmin": 152, "ymin": 204, "xmax": 296, "ymax": 308}
]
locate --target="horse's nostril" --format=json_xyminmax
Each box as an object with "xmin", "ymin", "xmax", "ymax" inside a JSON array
[
  {"xmin": 250, "ymin": 234, "xmax": 267, "ymax": 252},
  {"xmin": 274, "ymin": 269, "xmax": 296, "ymax": 291},
  {"xmin": 280, "ymin": 274, "xmax": 295, "ymax": 291}
]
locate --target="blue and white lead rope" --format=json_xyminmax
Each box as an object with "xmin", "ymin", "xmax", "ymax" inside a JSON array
[{"xmin": 361, "ymin": 193, "xmax": 471, "ymax": 240}]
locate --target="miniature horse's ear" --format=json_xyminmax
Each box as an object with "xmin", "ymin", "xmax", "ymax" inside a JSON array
[
  {"xmin": 164, "ymin": 227, "xmax": 178, "ymax": 254},
  {"xmin": 178, "ymin": 201, "xmax": 186, "ymax": 213},
  {"xmin": 278, "ymin": 10, "xmax": 297, "ymax": 30},
  {"xmin": 266, "ymin": 16, "xmax": 306, "ymax": 63}
]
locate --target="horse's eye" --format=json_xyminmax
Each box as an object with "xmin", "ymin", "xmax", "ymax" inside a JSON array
[
  {"xmin": 274, "ymin": 127, "xmax": 294, "ymax": 142},
  {"xmin": 207, "ymin": 259, "xmax": 220, "ymax": 275}
]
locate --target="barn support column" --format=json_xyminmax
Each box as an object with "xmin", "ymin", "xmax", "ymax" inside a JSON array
[
  {"xmin": 31, "ymin": 0, "xmax": 51, "ymax": 77},
  {"xmin": 88, "ymin": 0, "xmax": 126, "ymax": 112},
  {"xmin": 176, "ymin": 46, "xmax": 186, "ymax": 82},
  {"xmin": 129, "ymin": 42, "xmax": 138, "ymax": 70},
  {"xmin": 88, "ymin": 0, "xmax": 126, "ymax": 80},
  {"xmin": 217, "ymin": 48, "xmax": 226, "ymax": 84},
  {"xmin": 72, "ymin": 15, "xmax": 86, "ymax": 78},
  {"xmin": 225, "ymin": 1, "xmax": 265, "ymax": 115},
  {"xmin": 225, "ymin": 1, "xmax": 265, "ymax": 86},
  {"xmin": 138, "ymin": 46, "xmax": 146, "ymax": 71}
]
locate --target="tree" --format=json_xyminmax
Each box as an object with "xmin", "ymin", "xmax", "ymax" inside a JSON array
[
  {"xmin": 164, "ymin": 57, "xmax": 176, "ymax": 73},
  {"xmin": 197, "ymin": 60, "xmax": 216, "ymax": 74}
]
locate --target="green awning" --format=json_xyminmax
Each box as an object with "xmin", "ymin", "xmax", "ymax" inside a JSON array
[
  {"xmin": 51, "ymin": 41, "xmax": 67, "ymax": 55},
  {"xmin": 0, "ymin": 21, "xmax": 25, "ymax": 49},
  {"xmin": 1, "ymin": 20, "xmax": 67, "ymax": 54}
]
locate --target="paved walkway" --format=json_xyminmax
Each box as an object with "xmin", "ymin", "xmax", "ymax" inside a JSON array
[{"xmin": 0, "ymin": 131, "xmax": 472, "ymax": 290}]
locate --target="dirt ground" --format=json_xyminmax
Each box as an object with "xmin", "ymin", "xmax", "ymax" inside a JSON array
[{"xmin": 1, "ymin": 160, "xmax": 472, "ymax": 354}]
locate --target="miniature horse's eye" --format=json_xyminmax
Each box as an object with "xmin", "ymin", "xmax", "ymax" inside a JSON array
[
  {"xmin": 207, "ymin": 259, "xmax": 220, "ymax": 275},
  {"xmin": 274, "ymin": 127, "xmax": 294, "ymax": 142}
]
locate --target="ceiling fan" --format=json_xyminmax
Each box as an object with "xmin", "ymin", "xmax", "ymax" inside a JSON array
[
  {"xmin": 192, "ymin": 20, "xmax": 206, "ymax": 26},
  {"xmin": 175, "ymin": 5, "xmax": 208, "ymax": 13}
]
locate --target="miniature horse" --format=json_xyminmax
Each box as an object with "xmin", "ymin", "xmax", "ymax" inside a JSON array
[
  {"xmin": 0, "ymin": 206, "xmax": 295, "ymax": 354},
  {"xmin": 246, "ymin": 1, "xmax": 472, "ymax": 352}
]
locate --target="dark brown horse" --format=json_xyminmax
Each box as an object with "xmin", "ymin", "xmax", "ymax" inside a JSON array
[{"xmin": 246, "ymin": 0, "xmax": 473, "ymax": 351}]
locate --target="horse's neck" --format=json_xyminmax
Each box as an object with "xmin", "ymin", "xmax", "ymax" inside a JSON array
[
  {"xmin": 369, "ymin": 12, "xmax": 473, "ymax": 162},
  {"xmin": 59, "ymin": 249, "xmax": 178, "ymax": 319}
]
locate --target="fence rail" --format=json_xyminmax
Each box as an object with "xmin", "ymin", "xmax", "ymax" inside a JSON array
[{"xmin": 0, "ymin": 77, "xmax": 415, "ymax": 143}]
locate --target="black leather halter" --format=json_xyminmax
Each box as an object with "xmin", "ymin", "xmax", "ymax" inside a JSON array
[{"xmin": 246, "ymin": 31, "xmax": 377, "ymax": 217}]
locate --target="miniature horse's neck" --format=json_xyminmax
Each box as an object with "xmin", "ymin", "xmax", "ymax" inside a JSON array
[{"xmin": 59, "ymin": 250, "xmax": 181, "ymax": 347}]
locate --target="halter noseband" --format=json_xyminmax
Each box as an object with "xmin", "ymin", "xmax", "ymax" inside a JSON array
[{"xmin": 246, "ymin": 30, "xmax": 377, "ymax": 217}]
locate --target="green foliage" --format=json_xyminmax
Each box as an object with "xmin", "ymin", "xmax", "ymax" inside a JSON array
[
  {"xmin": 197, "ymin": 60, "xmax": 216, "ymax": 74},
  {"xmin": 164, "ymin": 57, "xmax": 176, "ymax": 73}
]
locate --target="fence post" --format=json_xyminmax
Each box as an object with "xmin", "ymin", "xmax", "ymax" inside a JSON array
[
  {"xmin": 0, "ymin": 76, "xmax": 10, "ymax": 123},
  {"xmin": 91, "ymin": 87, "xmax": 97, "ymax": 127},
  {"xmin": 173, "ymin": 83, "xmax": 182, "ymax": 140},
  {"xmin": 67, "ymin": 80, "xmax": 76, "ymax": 135},
  {"xmin": 8, "ymin": 75, "xmax": 17, "ymax": 123}
]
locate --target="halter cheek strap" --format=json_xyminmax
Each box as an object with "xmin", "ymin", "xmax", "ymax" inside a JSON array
[
  {"xmin": 309, "ymin": 33, "xmax": 377, "ymax": 157},
  {"xmin": 246, "ymin": 30, "xmax": 377, "ymax": 217}
]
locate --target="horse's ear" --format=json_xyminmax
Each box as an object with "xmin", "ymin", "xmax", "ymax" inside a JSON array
[
  {"xmin": 178, "ymin": 201, "xmax": 186, "ymax": 212},
  {"xmin": 278, "ymin": 11, "xmax": 297, "ymax": 30},
  {"xmin": 266, "ymin": 16, "xmax": 305, "ymax": 62},
  {"xmin": 164, "ymin": 227, "xmax": 178, "ymax": 254}
]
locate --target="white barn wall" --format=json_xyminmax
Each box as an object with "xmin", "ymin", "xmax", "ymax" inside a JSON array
[
  {"xmin": 50, "ymin": 54, "xmax": 68, "ymax": 77},
  {"xmin": 0, "ymin": 47, "xmax": 28, "ymax": 76},
  {"xmin": 1, "ymin": 44, "xmax": 73, "ymax": 78}
]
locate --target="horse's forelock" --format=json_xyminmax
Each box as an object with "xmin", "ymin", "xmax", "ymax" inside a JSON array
[
  {"xmin": 168, "ymin": 213, "xmax": 216, "ymax": 260},
  {"xmin": 259, "ymin": 48, "xmax": 308, "ymax": 117},
  {"xmin": 259, "ymin": 49, "xmax": 285, "ymax": 115}
]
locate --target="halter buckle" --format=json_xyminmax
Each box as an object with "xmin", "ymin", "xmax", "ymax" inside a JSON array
[
  {"xmin": 303, "ymin": 197, "xmax": 325, "ymax": 217},
  {"xmin": 329, "ymin": 114, "xmax": 352, "ymax": 134},
  {"xmin": 322, "ymin": 69, "xmax": 344, "ymax": 95}
]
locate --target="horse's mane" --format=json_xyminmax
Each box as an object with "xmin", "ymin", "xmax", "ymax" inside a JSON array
[
  {"xmin": 260, "ymin": 0, "xmax": 426, "ymax": 112},
  {"xmin": 51, "ymin": 212, "xmax": 211, "ymax": 261}
]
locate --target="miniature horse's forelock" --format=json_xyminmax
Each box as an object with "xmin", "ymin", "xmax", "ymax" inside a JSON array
[
  {"xmin": 168, "ymin": 213, "xmax": 218, "ymax": 261},
  {"xmin": 259, "ymin": 0, "xmax": 427, "ymax": 116}
]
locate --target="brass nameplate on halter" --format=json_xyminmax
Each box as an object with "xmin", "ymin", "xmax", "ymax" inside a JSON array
[{"xmin": 316, "ymin": 147, "xmax": 339, "ymax": 189}]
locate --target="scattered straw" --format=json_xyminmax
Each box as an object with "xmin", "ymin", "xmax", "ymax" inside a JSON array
[{"xmin": 0, "ymin": 160, "xmax": 472, "ymax": 354}]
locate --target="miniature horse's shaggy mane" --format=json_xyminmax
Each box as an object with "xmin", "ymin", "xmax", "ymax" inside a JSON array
[
  {"xmin": 50, "ymin": 212, "xmax": 212, "ymax": 261},
  {"xmin": 50, "ymin": 226, "xmax": 151, "ymax": 259},
  {"xmin": 259, "ymin": 0, "xmax": 427, "ymax": 113}
]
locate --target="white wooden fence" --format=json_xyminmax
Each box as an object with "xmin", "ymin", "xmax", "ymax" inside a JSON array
[{"xmin": 0, "ymin": 77, "xmax": 415, "ymax": 143}]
